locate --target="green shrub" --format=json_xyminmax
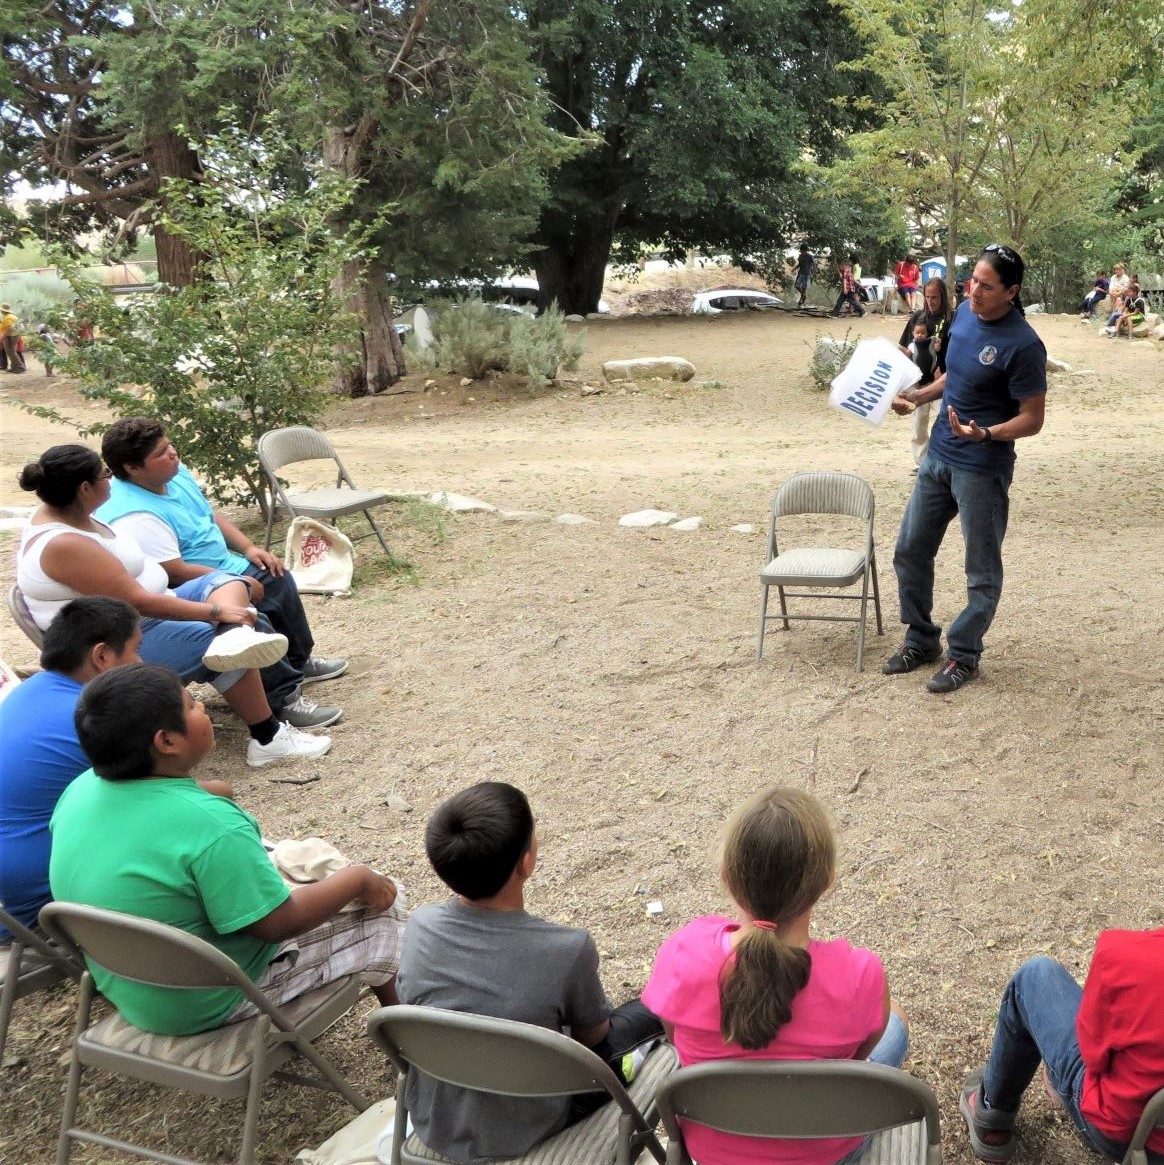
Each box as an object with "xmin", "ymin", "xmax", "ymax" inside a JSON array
[
  {"xmin": 424, "ymin": 299, "xmax": 587, "ymax": 382},
  {"xmin": 808, "ymin": 329, "xmax": 856, "ymax": 391}
]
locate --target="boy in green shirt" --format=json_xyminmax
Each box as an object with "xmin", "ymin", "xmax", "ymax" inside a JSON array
[{"xmin": 50, "ymin": 662, "xmax": 405, "ymax": 1036}]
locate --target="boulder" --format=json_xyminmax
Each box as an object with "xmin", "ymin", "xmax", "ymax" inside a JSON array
[
  {"xmin": 429, "ymin": 491, "xmax": 497, "ymax": 514},
  {"xmin": 619, "ymin": 509, "xmax": 679, "ymax": 528},
  {"xmin": 813, "ymin": 337, "xmax": 850, "ymax": 376},
  {"xmin": 602, "ymin": 357, "xmax": 695, "ymax": 383},
  {"xmin": 730, "ymin": 523, "xmax": 756, "ymax": 534},
  {"xmin": 1153, "ymin": 323, "xmax": 1164, "ymax": 342},
  {"xmin": 669, "ymin": 516, "xmax": 703, "ymax": 531}
]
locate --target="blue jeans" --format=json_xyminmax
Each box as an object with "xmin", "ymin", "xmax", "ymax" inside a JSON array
[
  {"xmin": 138, "ymin": 572, "xmax": 247, "ymax": 692},
  {"xmin": 832, "ymin": 1012, "xmax": 911, "ymax": 1164},
  {"xmin": 893, "ymin": 453, "xmax": 1013, "ymax": 667},
  {"xmin": 244, "ymin": 566, "xmax": 314, "ymax": 712},
  {"xmin": 982, "ymin": 957, "xmax": 1162, "ymax": 1163}
]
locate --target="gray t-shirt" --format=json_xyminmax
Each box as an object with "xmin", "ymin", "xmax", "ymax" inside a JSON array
[{"xmin": 396, "ymin": 898, "xmax": 611, "ymax": 1163}]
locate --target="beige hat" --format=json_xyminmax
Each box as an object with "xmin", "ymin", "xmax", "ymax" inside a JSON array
[{"xmin": 0, "ymin": 304, "xmax": 11, "ymax": 312}]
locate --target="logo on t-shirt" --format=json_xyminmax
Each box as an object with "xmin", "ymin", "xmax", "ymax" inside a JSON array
[{"xmin": 978, "ymin": 345, "xmax": 998, "ymax": 365}]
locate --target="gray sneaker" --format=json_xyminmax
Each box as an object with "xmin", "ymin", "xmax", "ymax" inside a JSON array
[
  {"xmin": 281, "ymin": 691, "xmax": 343, "ymax": 730},
  {"xmin": 302, "ymin": 656, "xmax": 349, "ymax": 685}
]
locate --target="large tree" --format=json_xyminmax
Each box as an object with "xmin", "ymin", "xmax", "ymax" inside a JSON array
[{"xmin": 521, "ymin": 0, "xmax": 880, "ymax": 314}]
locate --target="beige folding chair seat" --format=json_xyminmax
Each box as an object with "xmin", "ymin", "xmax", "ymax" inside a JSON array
[
  {"xmin": 257, "ymin": 427, "xmax": 393, "ymax": 557},
  {"xmin": 756, "ymin": 471, "xmax": 883, "ymax": 671},
  {"xmin": 655, "ymin": 1059, "xmax": 941, "ymax": 1165},
  {"xmin": 40, "ymin": 902, "xmax": 371, "ymax": 1165},
  {"xmin": 367, "ymin": 1004, "xmax": 675, "ymax": 1165}
]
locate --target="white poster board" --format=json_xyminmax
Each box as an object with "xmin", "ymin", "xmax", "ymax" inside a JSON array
[{"xmin": 828, "ymin": 336, "xmax": 922, "ymax": 426}]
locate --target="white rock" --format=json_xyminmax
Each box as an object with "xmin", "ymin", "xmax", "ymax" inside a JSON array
[
  {"xmin": 730, "ymin": 523, "xmax": 756, "ymax": 534},
  {"xmin": 669, "ymin": 516, "xmax": 703, "ymax": 531},
  {"xmin": 429, "ymin": 491, "xmax": 498, "ymax": 513},
  {"xmin": 1045, "ymin": 357, "xmax": 1072, "ymax": 373},
  {"xmin": 580, "ymin": 384, "xmax": 604, "ymax": 396},
  {"xmin": 602, "ymin": 357, "xmax": 695, "ymax": 383},
  {"xmin": 555, "ymin": 513, "xmax": 596, "ymax": 525},
  {"xmin": 459, "ymin": 377, "xmax": 473, "ymax": 387},
  {"xmin": 1026, "ymin": 303, "xmax": 1045, "ymax": 314},
  {"xmin": 619, "ymin": 509, "xmax": 679, "ymax": 528},
  {"xmin": 384, "ymin": 793, "xmax": 412, "ymax": 812},
  {"xmin": 0, "ymin": 506, "xmax": 34, "ymax": 520},
  {"xmin": 565, "ymin": 313, "xmax": 585, "ymax": 322},
  {"xmin": 1153, "ymin": 323, "xmax": 1164, "ymax": 342}
]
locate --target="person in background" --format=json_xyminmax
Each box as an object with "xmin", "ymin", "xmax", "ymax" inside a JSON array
[
  {"xmin": 894, "ymin": 255, "xmax": 922, "ymax": 313},
  {"xmin": 0, "ymin": 303, "xmax": 26, "ymax": 373},
  {"xmin": 897, "ymin": 278, "xmax": 953, "ymax": 470},
  {"xmin": 830, "ymin": 255, "xmax": 867, "ymax": 319},
  {"xmin": 1080, "ymin": 271, "xmax": 1109, "ymax": 318},
  {"xmin": 794, "ymin": 244, "xmax": 816, "ymax": 308}
]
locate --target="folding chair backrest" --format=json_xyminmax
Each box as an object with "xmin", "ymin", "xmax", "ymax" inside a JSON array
[
  {"xmin": 1124, "ymin": 1086, "xmax": 1164, "ymax": 1165},
  {"xmin": 40, "ymin": 902, "xmax": 249, "ymax": 992},
  {"xmin": 7, "ymin": 583, "xmax": 44, "ymax": 649},
  {"xmin": 2, "ymin": 904, "xmax": 79, "ymax": 973},
  {"xmin": 656, "ymin": 1059, "xmax": 941, "ymax": 1144},
  {"xmin": 773, "ymin": 472, "xmax": 875, "ymax": 522},
  {"xmin": 369, "ymin": 1005, "xmax": 623, "ymax": 1100},
  {"xmin": 258, "ymin": 426, "xmax": 348, "ymax": 480}
]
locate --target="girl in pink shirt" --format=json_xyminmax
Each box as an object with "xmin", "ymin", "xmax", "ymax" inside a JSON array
[{"xmin": 642, "ymin": 787, "xmax": 908, "ymax": 1165}]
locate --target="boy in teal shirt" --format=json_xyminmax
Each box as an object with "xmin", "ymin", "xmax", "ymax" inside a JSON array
[{"xmin": 50, "ymin": 662, "xmax": 404, "ymax": 1035}]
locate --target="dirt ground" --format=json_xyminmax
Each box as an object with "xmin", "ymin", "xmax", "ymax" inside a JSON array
[{"xmin": 1, "ymin": 306, "xmax": 1163, "ymax": 1164}]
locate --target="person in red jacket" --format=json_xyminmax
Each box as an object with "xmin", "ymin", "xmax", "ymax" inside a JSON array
[
  {"xmin": 894, "ymin": 255, "xmax": 922, "ymax": 313},
  {"xmin": 960, "ymin": 931, "xmax": 1164, "ymax": 1163}
]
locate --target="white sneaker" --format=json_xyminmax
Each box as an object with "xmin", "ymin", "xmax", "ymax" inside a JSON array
[
  {"xmin": 246, "ymin": 722, "xmax": 332, "ymax": 767},
  {"xmin": 202, "ymin": 626, "xmax": 289, "ymax": 672}
]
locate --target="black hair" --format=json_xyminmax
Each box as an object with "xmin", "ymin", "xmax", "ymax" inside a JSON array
[
  {"xmin": 425, "ymin": 781, "xmax": 535, "ymax": 900},
  {"xmin": 40, "ymin": 597, "xmax": 139, "ymax": 674},
  {"xmin": 75, "ymin": 663, "xmax": 187, "ymax": 781},
  {"xmin": 979, "ymin": 245, "xmax": 1026, "ymax": 315},
  {"xmin": 101, "ymin": 417, "xmax": 167, "ymax": 480},
  {"xmin": 18, "ymin": 444, "xmax": 103, "ymax": 508}
]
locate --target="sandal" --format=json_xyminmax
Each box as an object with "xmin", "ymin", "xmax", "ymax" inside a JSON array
[{"xmin": 960, "ymin": 1069, "xmax": 1017, "ymax": 1163}]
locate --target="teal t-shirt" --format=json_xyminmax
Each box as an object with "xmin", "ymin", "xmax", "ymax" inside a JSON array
[{"xmin": 49, "ymin": 771, "xmax": 290, "ymax": 1035}]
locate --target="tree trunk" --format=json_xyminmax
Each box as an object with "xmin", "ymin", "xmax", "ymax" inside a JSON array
[
  {"xmin": 531, "ymin": 205, "xmax": 619, "ymax": 315},
  {"xmin": 143, "ymin": 130, "xmax": 204, "ymax": 287},
  {"xmin": 332, "ymin": 257, "xmax": 408, "ymax": 397},
  {"xmin": 323, "ymin": 126, "xmax": 405, "ymax": 396}
]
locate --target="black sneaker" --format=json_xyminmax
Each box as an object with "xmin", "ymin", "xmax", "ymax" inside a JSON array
[
  {"xmin": 882, "ymin": 643, "xmax": 941, "ymax": 675},
  {"xmin": 927, "ymin": 657, "xmax": 979, "ymax": 693}
]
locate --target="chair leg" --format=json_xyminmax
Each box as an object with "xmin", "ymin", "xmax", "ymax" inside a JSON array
[
  {"xmin": 239, "ymin": 1018, "xmax": 272, "ymax": 1165},
  {"xmin": 262, "ymin": 503, "xmax": 277, "ymax": 552},
  {"xmin": 0, "ymin": 938, "xmax": 21, "ymax": 1063},
  {"xmin": 777, "ymin": 585, "xmax": 790, "ymax": 630},
  {"xmin": 365, "ymin": 510, "xmax": 392, "ymax": 559},
  {"xmin": 756, "ymin": 585, "xmax": 770, "ymax": 660},
  {"xmin": 870, "ymin": 548, "xmax": 884, "ymax": 635},
  {"xmin": 56, "ymin": 974, "xmax": 95, "ymax": 1165},
  {"xmin": 856, "ymin": 574, "xmax": 869, "ymax": 672}
]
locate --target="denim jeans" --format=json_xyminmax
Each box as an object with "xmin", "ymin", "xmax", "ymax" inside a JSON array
[
  {"xmin": 982, "ymin": 957, "xmax": 1162, "ymax": 1163},
  {"xmin": 244, "ymin": 566, "xmax": 314, "ymax": 713},
  {"xmin": 893, "ymin": 453, "xmax": 1013, "ymax": 667},
  {"xmin": 833, "ymin": 1012, "xmax": 911, "ymax": 1165}
]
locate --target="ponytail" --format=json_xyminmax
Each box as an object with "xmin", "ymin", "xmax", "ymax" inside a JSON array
[{"xmin": 719, "ymin": 926, "xmax": 811, "ymax": 1049}]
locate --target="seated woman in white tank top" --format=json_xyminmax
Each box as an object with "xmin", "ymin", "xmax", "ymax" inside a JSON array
[{"xmin": 14, "ymin": 445, "xmax": 331, "ymax": 767}]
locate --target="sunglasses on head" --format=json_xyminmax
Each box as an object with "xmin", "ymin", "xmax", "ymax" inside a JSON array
[{"xmin": 984, "ymin": 243, "xmax": 1019, "ymax": 264}]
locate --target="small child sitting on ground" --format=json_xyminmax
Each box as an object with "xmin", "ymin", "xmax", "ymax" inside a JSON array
[
  {"xmin": 960, "ymin": 931, "xmax": 1164, "ymax": 1163},
  {"xmin": 50, "ymin": 662, "xmax": 406, "ymax": 1036},
  {"xmin": 642, "ymin": 786, "xmax": 908, "ymax": 1165},
  {"xmin": 396, "ymin": 781, "xmax": 664, "ymax": 1163}
]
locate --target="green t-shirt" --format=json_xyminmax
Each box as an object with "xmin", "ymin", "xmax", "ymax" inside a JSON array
[{"xmin": 49, "ymin": 770, "xmax": 291, "ymax": 1035}]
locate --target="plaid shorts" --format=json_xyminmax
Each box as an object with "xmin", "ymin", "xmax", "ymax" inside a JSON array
[{"xmin": 227, "ymin": 901, "xmax": 407, "ymax": 1020}]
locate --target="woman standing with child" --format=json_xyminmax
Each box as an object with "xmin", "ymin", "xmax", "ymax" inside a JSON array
[
  {"xmin": 898, "ymin": 278, "xmax": 953, "ymax": 469},
  {"xmin": 643, "ymin": 787, "xmax": 907, "ymax": 1165}
]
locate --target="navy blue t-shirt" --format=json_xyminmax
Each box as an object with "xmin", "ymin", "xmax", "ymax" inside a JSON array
[{"xmin": 928, "ymin": 302, "xmax": 1047, "ymax": 472}]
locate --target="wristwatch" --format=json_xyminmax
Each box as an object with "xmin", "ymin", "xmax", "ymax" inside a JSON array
[{"xmin": 980, "ymin": 427, "xmax": 992, "ymax": 443}]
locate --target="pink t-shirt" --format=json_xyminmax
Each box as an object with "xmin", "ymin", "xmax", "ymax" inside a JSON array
[{"xmin": 642, "ymin": 916, "xmax": 886, "ymax": 1165}]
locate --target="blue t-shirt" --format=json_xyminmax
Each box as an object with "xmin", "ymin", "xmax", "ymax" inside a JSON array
[
  {"xmin": 928, "ymin": 302, "xmax": 1047, "ymax": 472},
  {"xmin": 0, "ymin": 670, "xmax": 87, "ymax": 936},
  {"xmin": 98, "ymin": 465, "xmax": 249, "ymax": 574}
]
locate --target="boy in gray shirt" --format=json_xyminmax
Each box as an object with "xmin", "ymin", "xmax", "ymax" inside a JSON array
[{"xmin": 397, "ymin": 781, "xmax": 662, "ymax": 1163}]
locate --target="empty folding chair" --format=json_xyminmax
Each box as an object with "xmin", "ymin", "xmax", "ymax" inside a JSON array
[
  {"xmin": 257, "ymin": 427, "xmax": 392, "ymax": 557},
  {"xmin": 756, "ymin": 471, "xmax": 883, "ymax": 671}
]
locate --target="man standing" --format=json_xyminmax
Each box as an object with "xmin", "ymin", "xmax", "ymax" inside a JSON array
[
  {"xmin": 884, "ymin": 245, "xmax": 1046, "ymax": 693},
  {"xmin": 793, "ymin": 244, "xmax": 816, "ymax": 308},
  {"xmin": 97, "ymin": 418, "xmax": 346, "ymax": 729}
]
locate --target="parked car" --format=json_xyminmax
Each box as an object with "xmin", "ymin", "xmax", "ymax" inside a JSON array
[{"xmin": 691, "ymin": 289, "xmax": 782, "ymax": 314}]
